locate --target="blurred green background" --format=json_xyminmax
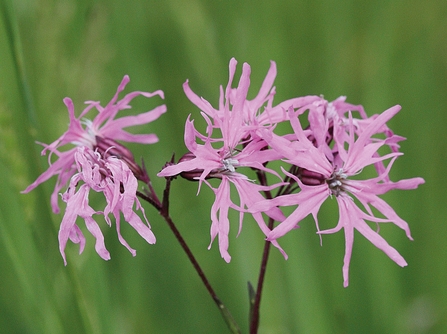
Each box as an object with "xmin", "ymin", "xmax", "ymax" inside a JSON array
[{"xmin": 1, "ymin": 0, "xmax": 445, "ymax": 333}]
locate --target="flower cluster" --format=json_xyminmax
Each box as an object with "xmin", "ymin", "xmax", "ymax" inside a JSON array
[
  {"xmin": 23, "ymin": 76, "xmax": 166, "ymax": 264},
  {"xmin": 23, "ymin": 59, "xmax": 424, "ymax": 286},
  {"xmin": 158, "ymin": 58, "xmax": 424, "ymax": 286}
]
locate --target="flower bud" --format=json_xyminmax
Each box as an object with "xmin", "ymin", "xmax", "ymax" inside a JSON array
[{"xmin": 297, "ymin": 167, "xmax": 326, "ymax": 186}]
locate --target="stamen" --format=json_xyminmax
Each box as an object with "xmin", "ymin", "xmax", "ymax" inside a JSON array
[
  {"xmin": 326, "ymin": 168, "xmax": 347, "ymax": 197},
  {"xmin": 222, "ymin": 158, "xmax": 239, "ymax": 172}
]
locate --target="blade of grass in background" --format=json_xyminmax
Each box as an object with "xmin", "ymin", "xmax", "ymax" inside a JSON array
[{"xmin": 0, "ymin": 1, "xmax": 101, "ymax": 333}]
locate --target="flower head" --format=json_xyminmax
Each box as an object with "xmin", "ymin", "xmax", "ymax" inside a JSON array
[
  {"xmin": 23, "ymin": 76, "xmax": 166, "ymax": 262},
  {"xmin": 253, "ymin": 104, "xmax": 425, "ymax": 286},
  {"xmin": 158, "ymin": 59, "xmax": 295, "ymax": 262},
  {"xmin": 159, "ymin": 110, "xmax": 286, "ymax": 263}
]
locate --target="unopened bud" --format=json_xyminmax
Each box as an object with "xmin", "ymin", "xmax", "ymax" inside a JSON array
[{"xmin": 297, "ymin": 167, "xmax": 325, "ymax": 186}]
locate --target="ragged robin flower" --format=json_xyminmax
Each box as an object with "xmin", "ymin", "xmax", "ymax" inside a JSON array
[
  {"xmin": 22, "ymin": 75, "xmax": 166, "ymax": 263},
  {"xmin": 158, "ymin": 58, "xmax": 306, "ymax": 262},
  {"xmin": 252, "ymin": 105, "xmax": 425, "ymax": 286}
]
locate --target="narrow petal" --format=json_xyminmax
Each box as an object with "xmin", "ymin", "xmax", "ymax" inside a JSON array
[
  {"xmin": 183, "ymin": 80, "xmax": 218, "ymax": 116},
  {"xmin": 355, "ymin": 217, "xmax": 408, "ymax": 267},
  {"xmin": 22, "ymin": 149, "xmax": 76, "ymax": 194},
  {"xmin": 248, "ymin": 60, "xmax": 277, "ymax": 114},
  {"xmin": 100, "ymin": 105, "xmax": 167, "ymax": 143},
  {"xmin": 209, "ymin": 178, "xmax": 232, "ymax": 262},
  {"xmin": 67, "ymin": 225, "xmax": 86, "ymax": 255},
  {"xmin": 345, "ymin": 105, "xmax": 401, "ymax": 170},
  {"xmin": 113, "ymin": 211, "xmax": 136, "ymax": 257},
  {"xmin": 233, "ymin": 62, "xmax": 251, "ymax": 112},
  {"xmin": 84, "ymin": 215, "xmax": 111, "ymax": 261},
  {"xmin": 352, "ymin": 187, "xmax": 413, "ymax": 239},
  {"xmin": 267, "ymin": 185, "xmax": 328, "ymax": 240}
]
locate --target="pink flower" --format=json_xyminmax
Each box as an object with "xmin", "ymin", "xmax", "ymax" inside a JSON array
[
  {"xmin": 23, "ymin": 76, "xmax": 166, "ymax": 262},
  {"xmin": 158, "ymin": 58, "xmax": 299, "ymax": 262},
  {"xmin": 159, "ymin": 114, "xmax": 286, "ymax": 262},
  {"xmin": 253, "ymin": 105, "xmax": 425, "ymax": 286},
  {"xmin": 23, "ymin": 75, "xmax": 166, "ymax": 213}
]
